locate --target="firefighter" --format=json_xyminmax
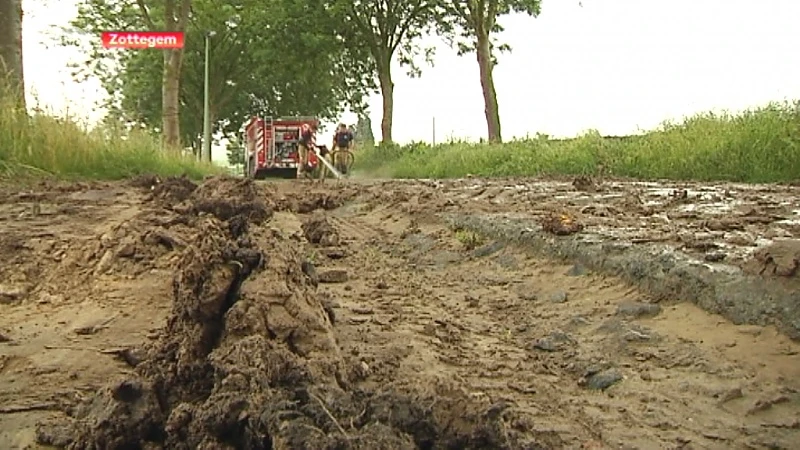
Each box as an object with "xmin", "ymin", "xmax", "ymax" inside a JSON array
[
  {"xmin": 331, "ymin": 122, "xmax": 355, "ymax": 174},
  {"xmin": 297, "ymin": 121, "xmax": 318, "ymax": 178}
]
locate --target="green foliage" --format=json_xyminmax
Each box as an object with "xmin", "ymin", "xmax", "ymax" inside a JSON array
[
  {"xmin": 354, "ymin": 115, "xmax": 374, "ymax": 145},
  {"xmin": 226, "ymin": 135, "xmax": 244, "ymax": 168},
  {"xmin": 356, "ymin": 101, "xmax": 800, "ymax": 183},
  {"xmin": 0, "ymin": 83, "xmax": 218, "ymax": 180},
  {"xmin": 439, "ymin": 0, "xmax": 542, "ymax": 61},
  {"xmin": 62, "ymin": 0, "xmax": 374, "ymax": 146},
  {"xmin": 339, "ymin": 0, "xmax": 440, "ymax": 74}
]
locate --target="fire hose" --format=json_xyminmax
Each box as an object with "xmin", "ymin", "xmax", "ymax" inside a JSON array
[{"xmin": 310, "ymin": 145, "xmax": 343, "ymax": 179}]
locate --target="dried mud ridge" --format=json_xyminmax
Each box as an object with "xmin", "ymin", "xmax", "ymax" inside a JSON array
[
  {"xmin": 446, "ymin": 214, "xmax": 800, "ymax": 341},
  {"xmin": 35, "ymin": 176, "xmax": 548, "ymax": 450}
]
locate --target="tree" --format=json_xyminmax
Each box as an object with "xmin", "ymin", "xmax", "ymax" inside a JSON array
[
  {"xmin": 440, "ymin": 0, "xmax": 541, "ymax": 142},
  {"xmin": 64, "ymin": 0, "xmax": 191, "ymax": 149},
  {"xmin": 338, "ymin": 0, "xmax": 441, "ymax": 144},
  {"xmin": 226, "ymin": 135, "xmax": 244, "ymax": 171},
  {"xmin": 355, "ymin": 114, "xmax": 375, "ymax": 145},
  {"xmin": 64, "ymin": 0, "xmax": 373, "ymax": 151},
  {"xmin": 0, "ymin": 0, "xmax": 25, "ymax": 109},
  {"xmin": 138, "ymin": 0, "xmax": 192, "ymax": 149}
]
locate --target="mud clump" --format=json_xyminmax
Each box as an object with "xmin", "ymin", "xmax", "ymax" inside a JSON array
[
  {"xmin": 744, "ymin": 239, "xmax": 800, "ymax": 279},
  {"xmin": 294, "ymin": 193, "xmax": 341, "ymax": 213},
  {"xmin": 130, "ymin": 174, "xmax": 163, "ymax": 189},
  {"xmin": 146, "ymin": 175, "xmax": 199, "ymax": 203},
  {"xmin": 540, "ymin": 211, "xmax": 584, "ymax": 235},
  {"xmin": 572, "ymin": 175, "xmax": 599, "ymax": 192},
  {"xmin": 275, "ymin": 187, "xmax": 361, "ymax": 214},
  {"xmin": 40, "ymin": 187, "xmax": 547, "ymax": 449},
  {"xmin": 46, "ymin": 215, "xmax": 265, "ymax": 449},
  {"xmin": 190, "ymin": 176, "xmax": 272, "ymax": 227},
  {"xmin": 302, "ymin": 213, "xmax": 340, "ymax": 246}
]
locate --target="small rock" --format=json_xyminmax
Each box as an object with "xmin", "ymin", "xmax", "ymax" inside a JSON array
[
  {"xmin": 623, "ymin": 328, "xmax": 653, "ymax": 341},
  {"xmin": 704, "ymin": 252, "xmax": 726, "ymax": 262},
  {"xmin": 321, "ymin": 248, "xmax": 346, "ymax": 259},
  {"xmin": 736, "ymin": 326, "xmax": 763, "ymax": 337},
  {"xmin": 94, "ymin": 249, "xmax": 115, "ymax": 275},
  {"xmin": 0, "ymin": 331, "xmax": 11, "ymax": 343},
  {"xmin": 728, "ymin": 235, "xmax": 755, "ymax": 247},
  {"xmin": 581, "ymin": 369, "xmax": 623, "ymax": 390},
  {"xmin": 532, "ymin": 331, "xmax": 575, "ymax": 352},
  {"xmin": 549, "ymin": 290, "xmax": 568, "ymax": 303},
  {"xmin": 318, "ymin": 269, "xmax": 348, "ymax": 283},
  {"xmin": 616, "ymin": 301, "xmax": 661, "ymax": 318},
  {"xmin": 116, "ymin": 241, "xmax": 136, "ymax": 258},
  {"xmin": 570, "ymin": 315, "xmax": 591, "ymax": 326},
  {"xmin": 351, "ymin": 306, "xmax": 374, "ymax": 315},
  {"xmin": 353, "ymin": 361, "xmax": 371, "ymax": 379},
  {"xmin": 716, "ymin": 387, "xmax": 744, "ymax": 404},
  {"xmin": 0, "ymin": 284, "xmax": 28, "ymax": 304}
]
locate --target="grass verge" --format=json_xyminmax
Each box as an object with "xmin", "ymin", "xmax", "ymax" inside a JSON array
[
  {"xmin": 357, "ymin": 101, "xmax": 800, "ymax": 183},
  {"xmin": 0, "ymin": 89, "xmax": 220, "ymax": 181}
]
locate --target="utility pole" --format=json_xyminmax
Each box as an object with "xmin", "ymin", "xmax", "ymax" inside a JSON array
[
  {"xmin": 432, "ymin": 116, "xmax": 436, "ymax": 145},
  {"xmin": 201, "ymin": 31, "xmax": 215, "ymax": 162}
]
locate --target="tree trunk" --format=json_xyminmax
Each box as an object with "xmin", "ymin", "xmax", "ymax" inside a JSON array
[
  {"xmin": 162, "ymin": 49, "xmax": 182, "ymax": 149},
  {"xmin": 377, "ymin": 58, "xmax": 394, "ymax": 145},
  {"xmin": 0, "ymin": 0, "xmax": 25, "ymax": 109},
  {"xmin": 148, "ymin": 0, "xmax": 191, "ymax": 151},
  {"xmin": 476, "ymin": 33, "xmax": 501, "ymax": 143}
]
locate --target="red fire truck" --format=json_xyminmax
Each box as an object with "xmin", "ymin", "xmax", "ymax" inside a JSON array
[{"xmin": 243, "ymin": 116, "xmax": 321, "ymax": 179}]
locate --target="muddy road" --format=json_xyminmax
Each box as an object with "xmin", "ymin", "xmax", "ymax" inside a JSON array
[{"xmin": 0, "ymin": 175, "xmax": 798, "ymax": 449}]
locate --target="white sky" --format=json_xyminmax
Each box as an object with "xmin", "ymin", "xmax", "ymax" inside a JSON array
[{"xmin": 21, "ymin": 0, "xmax": 800, "ymax": 163}]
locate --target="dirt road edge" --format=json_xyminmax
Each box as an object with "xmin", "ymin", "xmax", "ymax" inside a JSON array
[{"xmin": 445, "ymin": 213, "xmax": 800, "ymax": 341}]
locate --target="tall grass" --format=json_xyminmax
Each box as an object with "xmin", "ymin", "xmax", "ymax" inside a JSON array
[
  {"xmin": 0, "ymin": 84, "xmax": 219, "ymax": 181},
  {"xmin": 358, "ymin": 101, "xmax": 800, "ymax": 183}
]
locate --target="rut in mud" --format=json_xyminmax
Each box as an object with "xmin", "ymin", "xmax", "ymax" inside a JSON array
[
  {"xmin": 34, "ymin": 177, "xmax": 551, "ymax": 450},
  {"xmin": 3, "ymin": 175, "xmax": 800, "ymax": 450}
]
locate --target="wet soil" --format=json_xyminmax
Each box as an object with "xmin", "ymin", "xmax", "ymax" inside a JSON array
[{"xmin": 1, "ymin": 176, "xmax": 799, "ymax": 449}]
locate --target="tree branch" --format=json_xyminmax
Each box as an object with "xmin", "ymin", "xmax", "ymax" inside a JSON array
[
  {"xmin": 390, "ymin": 0, "xmax": 431, "ymax": 53},
  {"xmin": 165, "ymin": 0, "xmax": 175, "ymax": 30},
  {"xmin": 135, "ymin": 0, "xmax": 156, "ymax": 30},
  {"xmin": 487, "ymin": 0, "xmax": 498, "ymax": 31},
  {"xmin": 348, "ymin": 5, "xmax": 382, "ymax": 61},
  {"xmin": 176, "ymin": 0, "xmax": 192, "ymax": 32}
]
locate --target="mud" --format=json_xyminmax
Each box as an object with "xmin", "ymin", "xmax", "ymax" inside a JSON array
[
  {"xmin": 446, "ymin": 214, "xmax": 800, "ymax": 340},
  {"xmin": 24, "ymin": 178, "xmax": 546, "ymax": 450},
  {"xmin": 2, "ymin": 176, "xmax": 800, "ymax": 449}
]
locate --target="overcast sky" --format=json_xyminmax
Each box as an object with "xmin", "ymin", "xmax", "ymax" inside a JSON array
[{"xmin": 22, "ymin": 0, "xmax": 800, "ymax": 162}]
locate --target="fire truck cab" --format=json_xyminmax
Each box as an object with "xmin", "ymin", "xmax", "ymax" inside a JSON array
[{"xmin": 243, "ymin": 116, "xmax": 320, "ymax": 179}]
